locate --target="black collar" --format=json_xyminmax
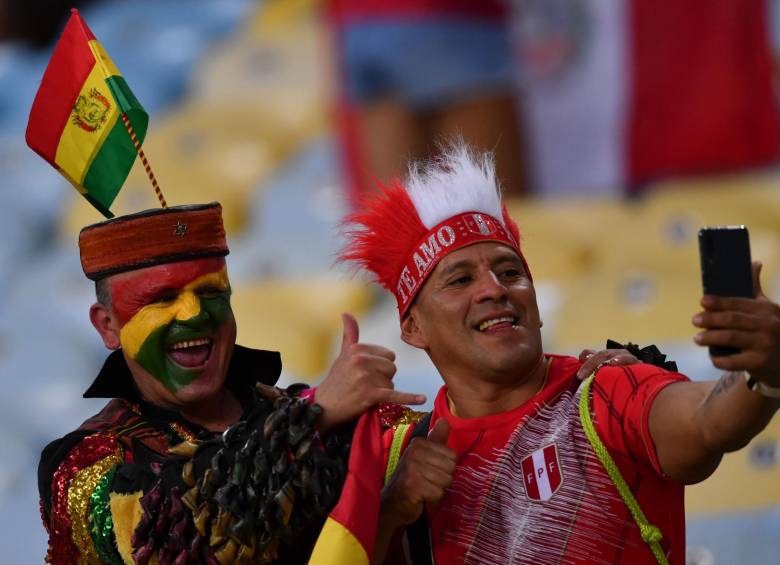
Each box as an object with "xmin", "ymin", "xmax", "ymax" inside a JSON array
[{"xmin": 83, "ymin": 344, "xmax": 282, "ymax": 401}]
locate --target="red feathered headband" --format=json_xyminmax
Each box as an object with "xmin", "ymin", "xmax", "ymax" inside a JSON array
[{"xmin": 341, "ymin": 179, "xmax": 528, "ymax": 318}]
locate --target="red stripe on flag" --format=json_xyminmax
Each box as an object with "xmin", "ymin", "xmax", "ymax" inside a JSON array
[
  {"xmin": 25, "ymin": 10, "xmax": 97, "ymax": 162},
  {"xmin": 328, "ymin": 409, "xmax": 384, "ymax": 557},
  {"xmin": 74, "ymin": 9, "xmax": 96, "ymax": 41},
  {"xmin": 628, "ymin": 0, "xmax": 779, "ymax": 187}
]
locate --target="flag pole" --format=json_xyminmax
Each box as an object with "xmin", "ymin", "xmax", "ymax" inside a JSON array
[{"xmin": 120, "ymin": 113, "xmax": 167, "ymax": 208}]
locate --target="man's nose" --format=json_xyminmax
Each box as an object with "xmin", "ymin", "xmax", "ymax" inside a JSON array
[
  {"xmin": 474, "ymin": 271, "xmax": 507, "ymax": 302},
  {"xmin": 173, "ymin": 290, "xmax": 202, "ymax": 321}
]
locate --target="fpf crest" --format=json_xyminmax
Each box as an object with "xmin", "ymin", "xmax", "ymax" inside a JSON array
[{"xmin": 521, "ymin": 443, "xmax": 563, "ymax": 501}]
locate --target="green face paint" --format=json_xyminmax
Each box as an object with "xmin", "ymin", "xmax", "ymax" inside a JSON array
[
  {"xmin": 132, "ymin": 291, "xmax": 231, "ymax": 391},
  {"xmin": 119, "ymin": 268, "xmax": 232, "ymax": 392}
]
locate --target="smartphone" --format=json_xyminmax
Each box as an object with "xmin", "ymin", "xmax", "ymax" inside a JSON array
[{"xmin": 698, "ymin": 226, "xmax": 754, "ymax": 356}]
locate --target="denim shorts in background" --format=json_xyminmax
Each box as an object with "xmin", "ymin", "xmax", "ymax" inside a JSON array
[{"xmin": 339, "ymin": 18, "xmax": 517, "ymax": 111}]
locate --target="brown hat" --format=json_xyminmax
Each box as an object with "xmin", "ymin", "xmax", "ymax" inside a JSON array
[{"xmin": 79, "ymin": 203, "xmax": 229, "ymax": 281}]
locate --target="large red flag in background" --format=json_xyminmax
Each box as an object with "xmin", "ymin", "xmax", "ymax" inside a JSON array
[
  {"xmin": 627, "ymin": 0, "xmax": 779, "ymax": 189},
  {"xmin": 505, "ymin": 0, "xmax": 778, "ymax": 195}
]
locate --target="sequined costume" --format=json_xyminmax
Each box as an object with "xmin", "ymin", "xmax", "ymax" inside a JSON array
[{"xmin": 38, "ymin": 346, "xmax": 350, "ymax": 564}]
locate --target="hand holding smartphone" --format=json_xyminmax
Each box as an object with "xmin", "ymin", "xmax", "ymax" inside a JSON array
[{"xmin": 697, "ymin": 226, "xmax": 754, "ymax": 357}]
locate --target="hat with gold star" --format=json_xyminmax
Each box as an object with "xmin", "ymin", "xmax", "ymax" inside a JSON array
[{"xmin": 78, "ymin": 202, "xmax": 229, "ymax": 281}]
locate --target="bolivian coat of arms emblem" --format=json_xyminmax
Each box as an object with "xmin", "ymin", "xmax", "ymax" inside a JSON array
[{"xmin": 72, "ymin": 87, "xmax": 111, "ymax": 132}]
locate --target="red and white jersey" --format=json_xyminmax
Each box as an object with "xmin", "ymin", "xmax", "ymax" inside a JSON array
[{"xmin": 420, "ymin": 355, "xmax": 688, "ymax": 564}]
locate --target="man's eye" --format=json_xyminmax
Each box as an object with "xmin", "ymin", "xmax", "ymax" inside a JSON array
[
  {"xmin": 448, "ymin": 275, "xmax": 471, "ymax": 286},
  {"xmin": 197, "ymin": 286, "xmax": 227, "ymax": 297},
  {"xmin": 500, "ymin": 269, "xmax": 522, "ymax": 279},
  {"xmin": 196, "ymin": 286, "xmax": 230, "ymax": 298}
]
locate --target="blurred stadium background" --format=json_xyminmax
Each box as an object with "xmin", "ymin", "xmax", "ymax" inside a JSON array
[{"xmin": 1, "ymin": 0, "xmax": 779, "ymax": 562}]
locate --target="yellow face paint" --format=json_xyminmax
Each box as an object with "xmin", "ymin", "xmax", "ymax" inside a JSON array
[{"xmin": 120, "ymin": 268, "xmax": 229, "ymax": 357}]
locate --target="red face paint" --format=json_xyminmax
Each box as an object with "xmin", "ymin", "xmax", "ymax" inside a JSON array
[{"xmin": 108, "ymin": 257, "xmax": 227, "ymax": 325}]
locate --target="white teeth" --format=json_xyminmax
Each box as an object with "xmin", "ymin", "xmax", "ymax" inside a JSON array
[
  {"xmin": 170, "ymin": 338, "xmax": 211, "ymax": 350},
  {"xmin": 478, "ymin": 317, "xmax": 516, "ymax": 331}
]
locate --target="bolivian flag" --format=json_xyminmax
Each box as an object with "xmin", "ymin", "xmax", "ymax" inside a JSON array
[
  {"xmin": 309, "ymin": 409, "xmax": 384, "ymax": 564},
  {"xmin": 26, "ymin": 8, "xmax": 147, "ymax": 218}
]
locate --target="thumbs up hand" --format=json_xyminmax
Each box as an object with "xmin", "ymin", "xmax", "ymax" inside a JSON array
[
  {"xmin": 427, "ymin": 417, "xmax": 450, "ymax": 444},
  {"xmin": 315, "ymin": 313, "xmax": 426, "ymax": 432},
  {"xmin": 379, "ymin": 417, "xmax": 457, "ymax": 530}
]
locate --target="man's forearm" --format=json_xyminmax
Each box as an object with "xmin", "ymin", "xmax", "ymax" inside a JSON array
[
  {"xmin": 652, "ymin": 374, "xmax": 780, "ymax": 483},
  {"xmin": 655, "ymin": 266, "xmax": 780, "ymax": 482},
  {"xmin": 696, "ymin": 371, "xmax": 780, "ymax": 453}
]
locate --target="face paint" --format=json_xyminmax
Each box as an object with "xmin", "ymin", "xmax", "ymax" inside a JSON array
[
  {"xmin": 110, "ymin": 258, "xmax": 227, "ymax": 325},
  {"xmin": 118, "ymin": 267, "xmax": 232, "ymax": 392}
]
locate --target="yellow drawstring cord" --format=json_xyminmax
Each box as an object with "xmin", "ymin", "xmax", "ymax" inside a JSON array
[
  {"xmin": 579, "ymin": 374, "xmax": 670, "ymax": 565},
  {"xmin": 385, "ymin": 423, "xmax": 412, "ymax": 485}
]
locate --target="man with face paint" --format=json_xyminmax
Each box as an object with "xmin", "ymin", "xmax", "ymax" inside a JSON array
[
  {"xmin": 93, "ymin": 257, "xmax": 241, "ymax": 425},
  {"xmin": 339, "ymin": 145, "xmax": 780, "ymax": 564},
  {"xmin": 38, "ymin": 203, "xmax": 425, "ymax": 564}
]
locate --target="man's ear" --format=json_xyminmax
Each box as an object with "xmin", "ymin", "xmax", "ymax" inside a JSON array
[
  {"xmin": 400, "ymin": 308, "xmax": 428, "ymax": 350},
  {"xmin": 89, "ymin": 302, "xmax": 121, "ymax": 350}
]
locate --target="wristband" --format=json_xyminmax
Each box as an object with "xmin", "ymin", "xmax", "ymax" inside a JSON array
[
  {"xmin": 744, "ymin": 372, "xmax": 780, "ymax": 399},
  {"xmin": 299, "ymin": 386, "xmax": 317, "ymax": 404}
]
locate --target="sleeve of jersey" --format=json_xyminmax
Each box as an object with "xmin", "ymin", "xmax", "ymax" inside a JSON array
[
  {"xmin": 42, "ymin": 433, "xmax": 126, "ymax": 564},
  {"xmin": 591, "ymin": 364, "xmax": 689, "ymax": 476}
]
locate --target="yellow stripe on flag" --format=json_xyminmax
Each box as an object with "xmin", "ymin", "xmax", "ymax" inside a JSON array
[
  {"xmin": 310, "ymin": 410, "xmax": 383, "ymax": 563},
  {"xmin": 54, "ymin": 61, "xmax": 120, "ymax": 186},
  {"xmin": 309, "ymin": 517, "xmax": 370, "ymax": 565},
  {"xmin": 87, "ymin": 39, "xmax": 121, "ymax": 78}
]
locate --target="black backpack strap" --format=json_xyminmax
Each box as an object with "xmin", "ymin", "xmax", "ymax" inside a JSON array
[{"xmin": 404, "ymin": 412, "xmax": 435, "ymax": 565}]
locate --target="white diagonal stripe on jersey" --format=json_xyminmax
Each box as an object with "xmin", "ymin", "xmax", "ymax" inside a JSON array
[
  {"xmin": 531, "ymin": 447, "xmax": 553, "ymax": 501},
  {"xmin": 440, "ymin": 387, "xmax": 636, "ymax": 564}
]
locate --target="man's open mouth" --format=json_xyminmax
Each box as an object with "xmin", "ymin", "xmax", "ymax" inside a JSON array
[
  {"xmin": 167, "ymin": 337, "xmax": 213, "ymax": 368},
  {"xmin": 477, "ymin": 316, "xmax": 518, "ymax": 332}
]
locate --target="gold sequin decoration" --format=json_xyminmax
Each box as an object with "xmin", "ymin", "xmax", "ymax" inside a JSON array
[
  {"xmin": 66, "ymin": 447, "xmax": 123, "ymax": 564},
  {"xmin": 394, "ymin": 409, "xmax": 427, "ymax": 427},
  {"xmin": 169, "ymin": 421, "xmax": 197, "ymax": 443},
  {"xmin": 124, "ymin": 399, "xmax": 197, "ymax": 444}
]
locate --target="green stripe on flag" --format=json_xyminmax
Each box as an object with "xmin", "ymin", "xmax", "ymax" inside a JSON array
[
  {"xmin": 105, "ymin": 75, "xmax": 143, "ymax": 114},
  {"xmin": 82, "ymin": 76, "xmax": 147, "ymax": 217}
]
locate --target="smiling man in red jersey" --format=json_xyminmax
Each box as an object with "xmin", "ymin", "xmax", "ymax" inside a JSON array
[
  {"xmin": 340, "ymin": 144, "xmax": 780, "ymax": 564},
  {"xmin": 38, "ymin": 203, "xmax": 425, "ymax": 564}
]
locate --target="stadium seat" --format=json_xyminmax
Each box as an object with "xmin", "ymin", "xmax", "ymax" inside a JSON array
[
  {"xmin": 230, "ymin": 278, "xmax": 374, "ymax": 381},
  {"xmin": 506, "ymin": 196, "xmax": 631, "ymax": 284},
  {"xmin": 686, "ymin": 415, "xmax": 780, "ymax": 514},
  {"xmin": 643, "ymin": 173, "xmax": 780, "ymax": 233},
  {"xmin": 190, "ymin": 0, "xmax": 328, "ymax": 147},
  {"xmin": 550, "ymin": 179, "xmax": 780, "ymax": 350}
]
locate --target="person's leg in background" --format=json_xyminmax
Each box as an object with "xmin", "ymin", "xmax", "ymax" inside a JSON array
[
  {"xmin": 427, "ymin": 92, "xmax": 529, "ymax": 196},
  {"xmin": 354, "ymin": 99, "xmax": 427, "ymax": 193},
  {"xmin": 331, "ymin": 13, "xmax": 530, "ymax": 200}
]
